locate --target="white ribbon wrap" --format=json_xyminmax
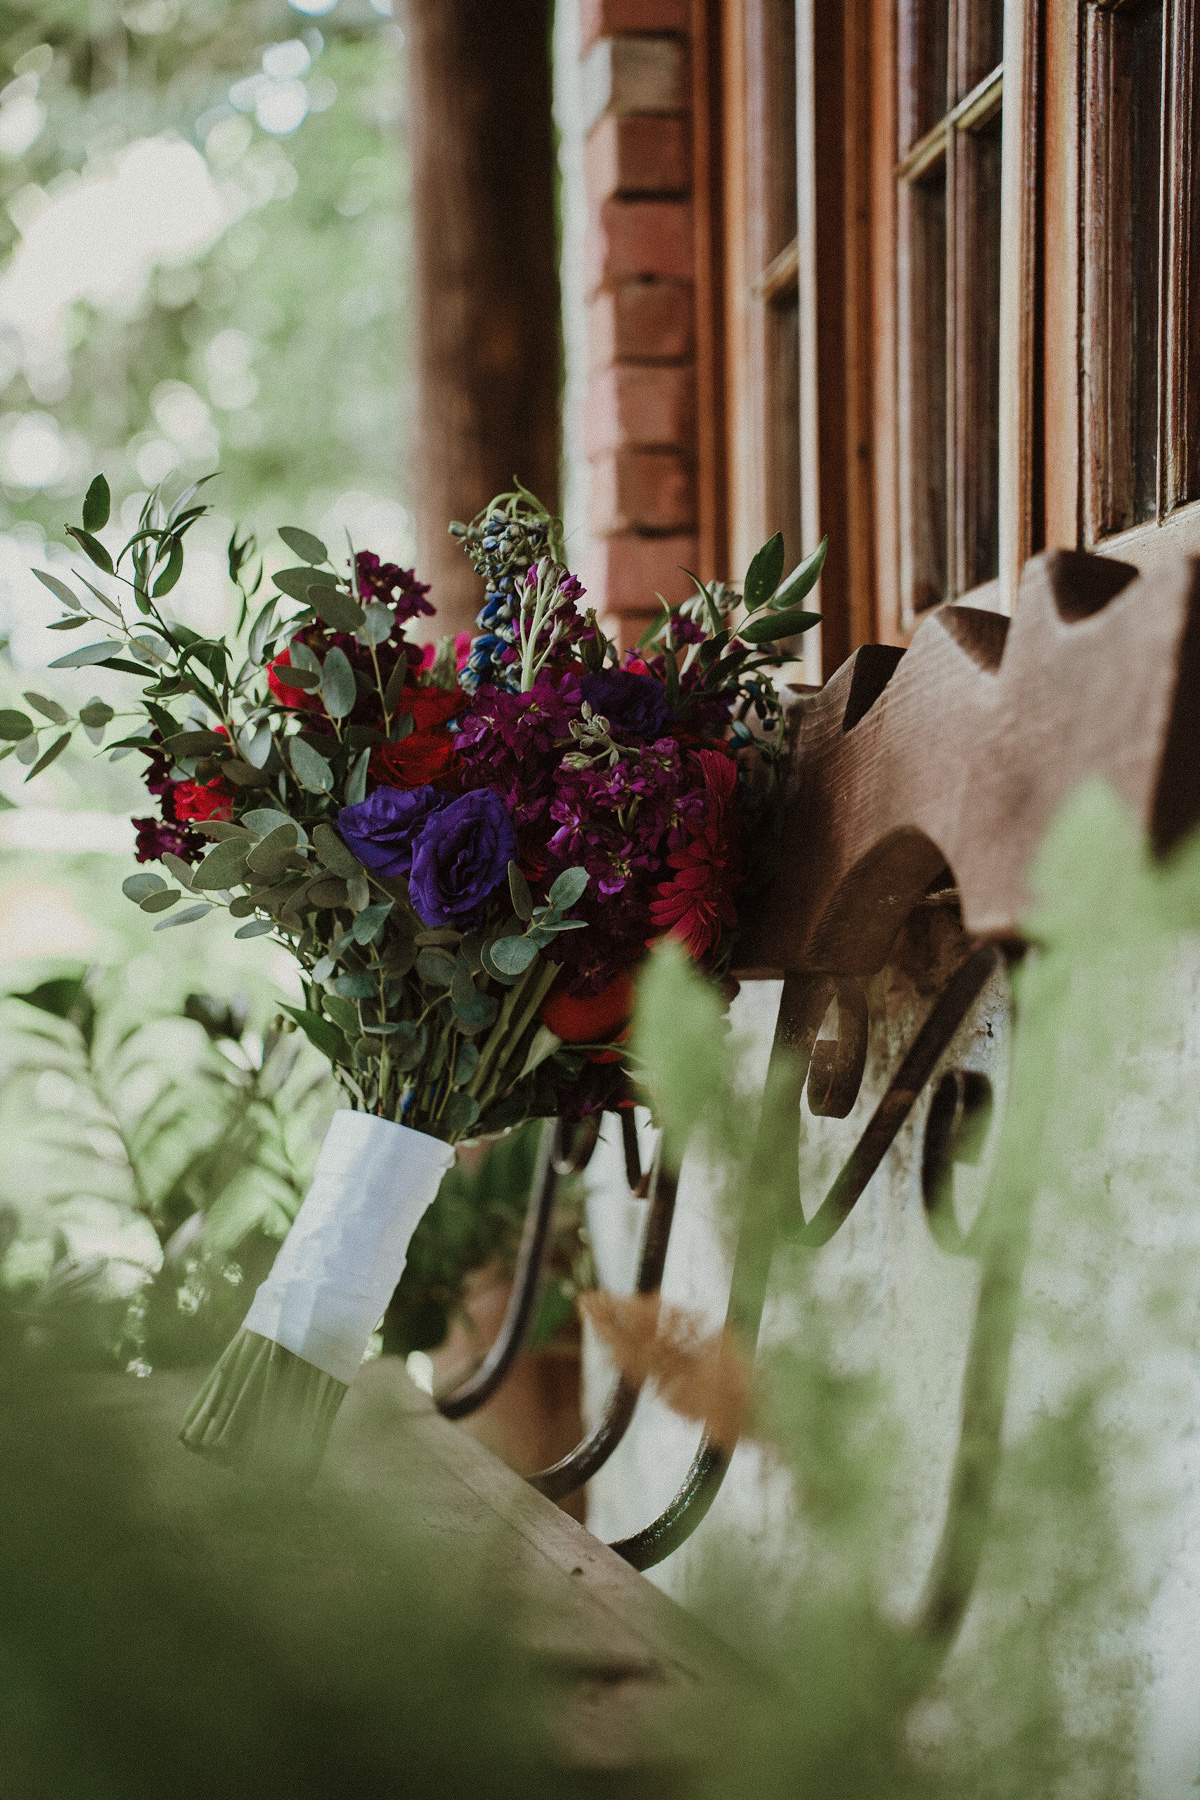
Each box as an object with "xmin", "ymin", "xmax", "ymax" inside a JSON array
[{"xmin": 242, "ymin": 1111, "xmax": 455, "ymax": 1385}]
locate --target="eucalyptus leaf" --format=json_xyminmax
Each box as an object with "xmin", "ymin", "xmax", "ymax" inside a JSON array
[
  {"xmin": 25, "ymin": 732, "xmax": 71, "ymax": 780},
  {"xmin": 352, "ymin": 901, "xmax": 393, "ymax": 944},
  {"xmin": 241, "ymin": 807, "xmax": 306, "ymax": 844},
  {"xmin": 245, "ymin": 822, "xmax": 300, "ymax": 878},
  {"xmin": 278, "ymin": 526, "xmax": 329, "ymax": 566},
  {"xmin": 153, "ymin": 902, "xmax": 213, "ymax": 931},
  {"xmin": 489, "ymin": 935, "xmax": 540, "ymax": 976},
  {"xmin": 313, "ymin": 822, "xmax": 361, "ymax": 878},
  {"xmin": 331, "ymin": 971, "xmax": 376, "ymax": 1000},
  {"xmin": 308, "ymin": 585, "xmax": 365, "ymax": 634},
  {"xmin": 417, "ymin": 948, "xmax": 457, "ymax": 986},
  {"xmin": 248, "ymin": 599, "xmax": 279, "ymax": 664},
  {"xmin": 479, "ymin": 941, "xmax": 520, "ymax": 986},
  {"xmin": 237, "ymin": 720, "xmax": 273, "ymax": 769},
  {"xmin": 311, "ymin": 954, "xmax": 337, "ymax": 982},
  {"xmin": 320, "ymin": 646, "xmax": 357, "ymax": 719},
  {"xmin": 307, "ymin": 876, "xmax": 349, "ymax": 908},
  {"xmin": 450, "ymin": 1042, "xmax": 481, "ymax": 1089},
  {"xmin": 164, "ymin": 729, "xmax": 226, "ymax": 757},
  {"xmin": 742, "ymin": 531, "xmax": 786, "ymax": 616},
  {"xmin": 275, "ymin": 664, "xmax": 322, "ymax": 691},
  {"xmin": 508, "ymin": 861, "xmax": 533, "ymax": 922},
  {"xmin": 32, "ymin": 569, "xmax": 82, "ymax": 611},
  {"xmin": 360, "ymin": 601, "xmax": 394, "ymax": 645},
  {"xmin": 548, "ymin": 866, "xmax": 589, "ymax": 911},
  {"xmin": 193, "ymin": 837, "xmax": 252, "ymax": 890},
  {"xmin": 77, "ymin": 699, "xmax": 114, "ymax": 729},
  {"xmin": 392, "ymin": 1021, "xmax": 428, "ymax": 1071},
  {"xmin": 272, "ymin": 566, "xmax": 324, "ymax": 603},
  {"xmin": 441, "ymin": 1092, "xmax": 480, "ymax": 1135},
  {"xmin": 48, "ymin": 640, "xmax": 123, "ymax": 670},
  {"xmin": 383, "ymin": 659, "xmax": 409, "ymax": 714},
  {"xmin": 160, "ymin": 852, "xmax": 196, "ymax": 891},
  {"xmin": 122, "ymin": 871, "xmax": 165, "ymax": 902},
  {"xmin": 139, "ymin": 888, "xmax": 181, "ymax": 913},
  {"xmin": 347, "ymin": 870, "xmax": 370, "ymax": 912},
  {"xmin": 322, "ymin": 995, "xmax": 360, "ymax": 1033},
  {"xmin": 346, "ymin": 747, "xmax": 371, "ymax": 806},
  {"xmin": 23, "ymin": 691, "xmax": 68, "ymax": 725},
  {"xmin": 289, "ymin": 735, "xmax": 334, "ymax": 793},
  {"xmin": 0, "ymin": 710, "xmax": 34, "ymax": 741},
  {"xmin": 234, "ymin": 919, "xmax": 275, "ymax": 939}
]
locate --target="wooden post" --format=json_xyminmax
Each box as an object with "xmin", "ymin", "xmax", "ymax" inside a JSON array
[{"xmin": 405, "ymin": 0, "xmax": 562, "ymax": 636}]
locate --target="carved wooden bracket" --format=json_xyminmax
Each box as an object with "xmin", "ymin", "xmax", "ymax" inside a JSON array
[{"xmin": 736, "ymin": 550, "xmax": 1200, "ymax": 978}]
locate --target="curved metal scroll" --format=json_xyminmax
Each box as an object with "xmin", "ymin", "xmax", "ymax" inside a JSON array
[
  {"xmin": 530, "ymin": 1147, "xmax": 678, "ymax": 1501},
  {"xmin": 434, "ymin": 1114, "xmax": 604, "ymax": 1420},
  {"xmin": 608, "ymin": 942, "xmax": 1003, "ymax": 1571}
]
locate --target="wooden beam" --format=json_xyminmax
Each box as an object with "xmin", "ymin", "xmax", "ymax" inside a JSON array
[
  {"xmin": 736, "ymin": 549, "xmax": 1200, "ymax": 976},
  {"xmin": 406, "ymin": 0, "xmax": 562, "ymax": 636}
]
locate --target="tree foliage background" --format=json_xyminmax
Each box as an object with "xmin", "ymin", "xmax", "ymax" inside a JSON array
[{"xmin": 0, "ymin": 0, "xmax": 409, "ymax": 544}]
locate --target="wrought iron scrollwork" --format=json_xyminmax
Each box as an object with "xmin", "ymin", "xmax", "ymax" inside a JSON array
[
  {"xmin": 433, "ymin": 1110, "xmax": 609, "ymax": 1422},
  {"xmin": 608, "ymin": 942, "xmax": 1005, "ymax": 1571}
]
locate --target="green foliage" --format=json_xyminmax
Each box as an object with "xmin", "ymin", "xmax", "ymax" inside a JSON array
[
  {"xmin": 0, "ymin": 971, "xmax": 334, "ymax": 1369},
  {"xmin": 384, "ymin": 1122, "xmax": 592, "ymax": 1360},
  {"xmin": 629, "ymin": 783, "xmax": 1199, "ymax": 1797},
  {"xmin": 0, "ymin": 4, "xmax": 407, "ymax": 540}
]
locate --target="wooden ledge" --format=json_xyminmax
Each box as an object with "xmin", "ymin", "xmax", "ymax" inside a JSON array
[{"xmin": 54, "ymin": 1361, "xmax": 753, "ymax": 1776}]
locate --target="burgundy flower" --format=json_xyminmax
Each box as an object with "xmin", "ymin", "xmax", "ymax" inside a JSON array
[
  {"xmin": 355, "ymin": 551, "xmax": 434, "ymax": 624},
  {"xmin": 580, "ymin": 670, "xmax": 671, "ymax": 740},
  {"xmin": 649, "ymin": 750, "xmax": 743, "ymax": 959},
  {"xmin": 133, "ymin": 817, "xmax": 205, "ymax": 865}
]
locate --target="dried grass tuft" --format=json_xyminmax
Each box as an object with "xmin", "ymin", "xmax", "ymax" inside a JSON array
[{"xmin": 580, "ymin": 1291, "xmax": 753, "ymax": 1451}]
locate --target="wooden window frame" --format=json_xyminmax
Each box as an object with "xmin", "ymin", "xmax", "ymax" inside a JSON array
[
  {"xmin": 797, "ymin": 0, "xmax": 1041, "ymax": 656},
  {"xmin": 1047, "ymin": 0, "xmax": 1200, "ymax": 572}
]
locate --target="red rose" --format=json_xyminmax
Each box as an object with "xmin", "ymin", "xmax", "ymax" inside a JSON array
[
  {"xmin": 541, "ymin": 970, "xmax": 635, "ymax": 1045},
  {"xmin": 173, "ymin": 777, "xmax": 235, "ymax": 823},
  {"xmin": 266, "ymin": 648, "xmax": 324, "ymax": 712},
  {"xmin": 370, "ymin": 685, "xmax": 466, "ymax": 791}
]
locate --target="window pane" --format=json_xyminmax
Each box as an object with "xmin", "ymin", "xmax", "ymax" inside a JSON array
[
  {"xmin": 1085, "ymin": 0, "xmax": 1164, "ymax": 534},
  {"xmin": 899, "ymin": 0, "xmax": 950, "ymax": 151},
  {"xmin": 959, "ymin": 0, "xmax": 1004, "ymax": 99},
  {"xmin": 955, "ymin": 111, "xmax": 1002, "ymax": 589},
  {"xmin": 768, "ymin": 294, "xmax": 803, "ymax": 569},
  {"xmin": 899, "ymin": 168, "xmax": 948, "ymax": 611},
  {"xmin": 1128, "ymin": 2, "xmax": 1164, "ymax": 523}
]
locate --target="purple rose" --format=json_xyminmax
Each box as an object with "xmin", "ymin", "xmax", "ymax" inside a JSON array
[
  {"xmin": 580, "ymin": 670, "xmax": 671, "ymax": 740},
  {"xmin": 408, "ymin": 788, "xmax": 517, "ymax": 928},
  {"xmin": 337, "ymin": 785, "xmax": 449, "ymax": 877}
]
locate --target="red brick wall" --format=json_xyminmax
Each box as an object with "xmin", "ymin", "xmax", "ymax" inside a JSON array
[{"xmin": 580, "ymin": 0, "xmax": 698, "ymax": 646}]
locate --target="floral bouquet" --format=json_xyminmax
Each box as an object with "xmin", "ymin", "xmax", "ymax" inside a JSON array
[{"xmin": 3, "ymin": 472, "xmax": 823, "ymax": 1477}]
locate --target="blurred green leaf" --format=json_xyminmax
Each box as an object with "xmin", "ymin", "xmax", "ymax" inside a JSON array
[
  {"xmin": 742, "ymin": 531, "xmax": 786, "ymax": 615},
  {"xmin": 279, "ymin": 526, "xmax": 329, "ymax": 566},
  {"xmin": 82, "ymin": 474, "xmax": 111, "ymax": 532}
]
